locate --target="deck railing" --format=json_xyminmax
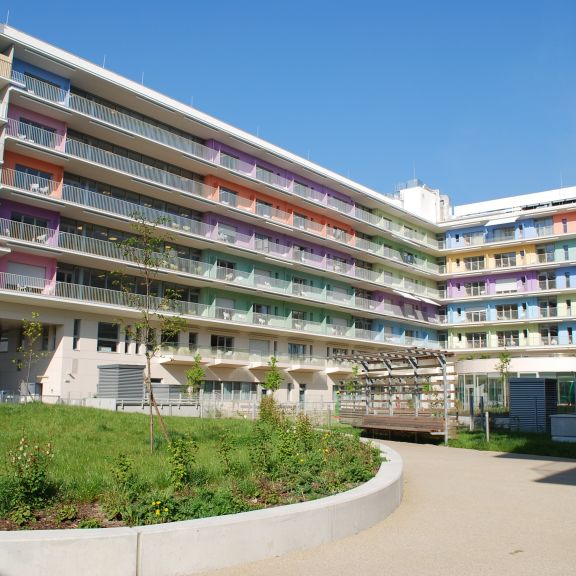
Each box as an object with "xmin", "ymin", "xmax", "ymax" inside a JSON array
[{"xmin": 10, "ymin": 71, "xmax": 442, "ymax": 251}]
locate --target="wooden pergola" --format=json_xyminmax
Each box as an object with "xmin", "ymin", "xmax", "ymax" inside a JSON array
[{"xmin": 333, "ymin": 348, "xmax": 454, "ymax": 444}]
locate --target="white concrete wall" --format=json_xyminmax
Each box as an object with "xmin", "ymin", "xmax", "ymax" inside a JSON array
[
  {"xmin": 456, "ymin": 355, "xmax": 576, "ymax": 375},
  {"xmin": 0, "ymin": 443, "xmax": 402, "ymax": 576}
]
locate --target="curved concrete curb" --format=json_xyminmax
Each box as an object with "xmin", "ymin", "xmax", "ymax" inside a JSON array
[{"xmin": 0, "ymin": 442, "xmax": 403, "ymax": 576}]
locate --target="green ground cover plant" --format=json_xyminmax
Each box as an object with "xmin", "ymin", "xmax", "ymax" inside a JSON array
[
  {"xmin": 0, "ymin": 402, "xmax": 381, "ymax": 530},
  {"xmin": 449, "ymin": 429, "xmax": 576, "ymax": 459}
]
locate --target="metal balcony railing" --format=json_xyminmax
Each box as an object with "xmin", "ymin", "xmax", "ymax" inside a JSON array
[{"xmin": 0, "ymin": 271, "xmax": 440, "ymax": 348}]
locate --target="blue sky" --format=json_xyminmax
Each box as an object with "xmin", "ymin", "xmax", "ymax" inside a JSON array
[{"xmin": 3, "ymin": 0, "xmax": 576, "ymax": 205}]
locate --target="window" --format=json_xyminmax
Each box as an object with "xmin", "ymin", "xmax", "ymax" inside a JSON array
[
  {"xmin": 354, "ymin": 317, "xmax": 373, "ymax": 332},
  {"xmin": 222, "ymin": 381, "xmax": 259, "ymax": 401},
  {"xmin": 537, "ymin": 244, "xmax": 555, "ymax": 263},
  {"xmin": 255, "ymin": 199, "xmax": 272, "ymax": 218},
  {"xmin": 211, "ymin": 334, "xmax": 234, "ymax": 352},
  {"xmin": 216, "ymin": 223, "xmax": 237, "ymax": 243},
  {"xmin": 331, "ymin": 226, "xmax": 348, "ymax": 242},
  {"xmin": 255, "ymin": 233, "xmax": 271, "ymax": 252},
  {"xmin": 494, "ymin": 252, "xmax": 516, "ymax": 268},
  {"xmin": 253, "ymin": 303, "xmax": 271, "ymax": 326},
  {"xmin": 539, "ymin": 272, "xmax": 556, "ymax": 290},
  {"xmin": 161, "ymin": 330, "xmax": 179, "ymax": 347},
  {"xmin": 124, "ymin": 325, "xmax": 132, "ymax": 354},
  {"xmin": 97, "ymin": 322, "xmax": 119, "ymax": 352},
  {"xmin": 20, "ymin": 117, "xmax": 58, "ymax": 148},
  {"xmin": 331, "ymin": 347, "xmax": 348, "ymax": 356},
  {"xmin": 256, "ymin": 165, "xmax": 275, "ymax": 184},
  {"xmin": 329, "ymin": 316, "xmax": 348, "ymax": 335},
  {"xmin": 293, "ymin": 181, "xmax": 312, "ymax": 198},
  {"xmin": 562, "ymin": 219, "xmax": 568, "ymax": 233},
  {"xmin": 215, "ymin": 297, "xmax": 235, "ymax": 320},
  {"xmin": 292, "ymin": 310, "xmax": 306, "ymax": 329},
  {"xmin": 292, "ymin": 277, "xmax": 308, "ymax": 296},
  {"xmin": 538, "ymin": 298, "xmax": 558, "ymax": 318},
  {"xmin": 402, "ymin": 252, "xmax": 415, "ymax": 264},
  {"xmin": 15, "ymin": 163, "xmax": 53, "ymax": 182},
  {"xmin": 293, "ymin": 213, "xmax": 308, "ymax": 229},
  {"xmin": 188, "ymin": 332, "xmax": 197, "ymax": 351},
  {"xmin": 41, "ymin": 326, "xmax": 50, "ymax": 351},
  {"xmin": 20, "ymin": 117, "xmax": 56, "ymax": 134},
  {"xmin": 11, "ymin": 212, "xmax": 49, "ymax": 229},
  {"xmin": 540, "ymin": 325, "xmax": 558, "ymax": 346},
  {"xmin": 293, "ymin": 244, "xmax": 311, "ymax": 262},
  {"xmin": 73, "ymin": 319, "xmax": 81, "ymax": 350},
  {"xmin": 216, "ymin": 259, "xmax": 236, "ymax": 281},
  {"xmin": 465, "ymin": 308, "xmax": 487, "ymax": 322},
  {"xmin": 534, "ymin": 217, "xmax": 553, "ymax": 236},
  {"xmin": 496, "ymin": 304, "xmax": 518, "ymax": 320},
  {"xmin": 492, "ymin": 227, "xmax": 515, "ymax": 242},
  {"xmin": 462, "ymin": 231, "xmax": 484, "ymax": 246},
  {"xmin": 465, "ymin": 332, "xmax": 487, "ymax": 348},
  {"xmin": 497, "ymin": 331, "xmax": 519, "ymax": 347},
  {"xmin": 288, "ymin": 342, "xmax": 307, "ymax": 357},
  {"xmin": 220, "ymin": 152, "xmax": 239, "ymax": 170},
  {"xmin": 494, "ymin": 278, "xmax": 517, "ymax": 294},
  {"xmin": 249, "ymin": 339, "xmax": 270, "ymax": 357},
  {"xmin": 219, "ymin": 188, "xmax": 237, "ymax": 207},
  {"xmin": 464, "ymin": 256, "xmax": 485, "ymax": 271}
]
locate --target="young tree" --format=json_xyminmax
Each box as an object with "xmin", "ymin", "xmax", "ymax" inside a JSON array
[
  {"xmin": 495, "ymin": 350, "xmax": 512, "ymax": 407},
  {"xmin": 117, "ymin": 214, "xmax": 186, "ymax": 452},
  {"xmin": 13, "ymin": 312, "xmax": 46, "ymax": 399},
  {"xmin": 185, "ymin": 353, "xmax": 205, "ymax": 398},
  {"xmin": 262, "ymin": 356, "xmax": 283, "ymax": 394}
]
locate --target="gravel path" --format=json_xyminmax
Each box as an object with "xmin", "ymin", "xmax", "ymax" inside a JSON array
[{"xmin": 198, "ymin": 441, "xmax": 576, "ymax": 576}]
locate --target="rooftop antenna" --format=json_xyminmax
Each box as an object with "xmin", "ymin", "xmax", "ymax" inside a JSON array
[
  {"xmin": 412, "ymin": 160, "xmax": 417, "ymax": 180},
  {"xmin": 5, "ymin": 9, "xmax": 9, "ymax": 25},
  {"xmin": 141, "ymin": 72, "xmax": 145, "ymax": 85},
  {"xmin": 560, "ymin": 172, "xmax": 564, "ymax": 188},
  {"xmin": 256, "ymin": 125, "xmax": 260, "ymax": 137},
  {"xmin": 102, "ymin": 54, "xmax": 106, "ymax": 68},
  {"xmin": 190, "ymin": 95, "xmax": 194, "ymax": 108}
]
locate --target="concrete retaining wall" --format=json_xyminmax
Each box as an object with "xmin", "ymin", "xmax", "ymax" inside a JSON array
[{"xmin": 0, "ymin": 443, "xmax": 402, "ymax": 576}]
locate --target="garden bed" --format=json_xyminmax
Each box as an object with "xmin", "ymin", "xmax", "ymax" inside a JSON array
[{"xmin": 0, "ymin": 401, "xmax": 381, "ymax": 530}]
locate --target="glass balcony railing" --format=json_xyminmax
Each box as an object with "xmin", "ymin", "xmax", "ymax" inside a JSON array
[
  {"xmin": 11, "ymin": 71, "xmax": 442, "ymax": 252},
  {"xmin": 0, "ymin": 270, "xmax": 440, "ymax": 348},
  {"xmin": 453, "ymin": 334, "xmax": 566, "ymax": 350},
  {"xmin": 1, "ymin": 167, "xmax": 440, "ymax": 300},
  {"xmin": 0, "ymin": 206, "xmax": 438, "ymax": 322},
  {"xmin": 5, "ymin": 115, "xmax": 441, "ymax": 276}
]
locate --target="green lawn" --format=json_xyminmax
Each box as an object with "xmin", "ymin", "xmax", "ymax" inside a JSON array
[
  {"xmin": 449, "ymin": 428, "xmax": 576, "ymax": 459},
  {"xmin": 0, "ymin": 402, "xmax": 380, "ymax": 529},
  {"xmin": 0, "ymin": 402, "xmax": 254, "ymax": 502}
]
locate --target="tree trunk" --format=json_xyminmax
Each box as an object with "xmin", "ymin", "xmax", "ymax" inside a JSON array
[
  {"xmin": 146, "ymin": 352, "xmax": 171, "ymax": 450},
  {"xmin": 146, "ymin": 354, "xmax": 154, "ymax": 453}
]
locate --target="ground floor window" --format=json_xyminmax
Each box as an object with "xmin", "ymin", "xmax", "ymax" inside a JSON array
[
  {"xmin": 202, "ymin": 381, "xmax": 259, "ymax": 401},
  {"xmin": 97, "ymin": 322, "xmax": 119, "ymax": 352}
]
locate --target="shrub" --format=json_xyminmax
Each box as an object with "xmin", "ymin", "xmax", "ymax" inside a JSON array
[
  {"xmin": 168, "ymin": 437, "xmax": 197, "ymax": 491},
  {"xmin": 8, "ymin": 502, "xmax": 34, "ymax": 526},
  {"xmin": 6, "ymin": 435, "xmax": 54, "ymax": 506},
  {"xmin": 77, "ymin": 518, "xmax": 102, "ymax": 529},
  {"xmin": 56, "ymin": 504, "xmax": 78, "ymax": 523}
]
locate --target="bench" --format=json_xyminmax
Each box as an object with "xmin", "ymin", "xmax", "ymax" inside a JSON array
[{"xmin": 358, "ymin": 414, "xmax": 457, "ymax": 438}]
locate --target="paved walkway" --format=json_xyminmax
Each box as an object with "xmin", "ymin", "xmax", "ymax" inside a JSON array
[{"xmin": 199, "ymin": 441, "xmax": 576, "ymax": 576}]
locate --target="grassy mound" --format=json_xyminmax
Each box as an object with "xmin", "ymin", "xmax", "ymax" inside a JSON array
[{"xmin": 0, "ymin": 402, "xmax": 381, "ymax": 530}]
